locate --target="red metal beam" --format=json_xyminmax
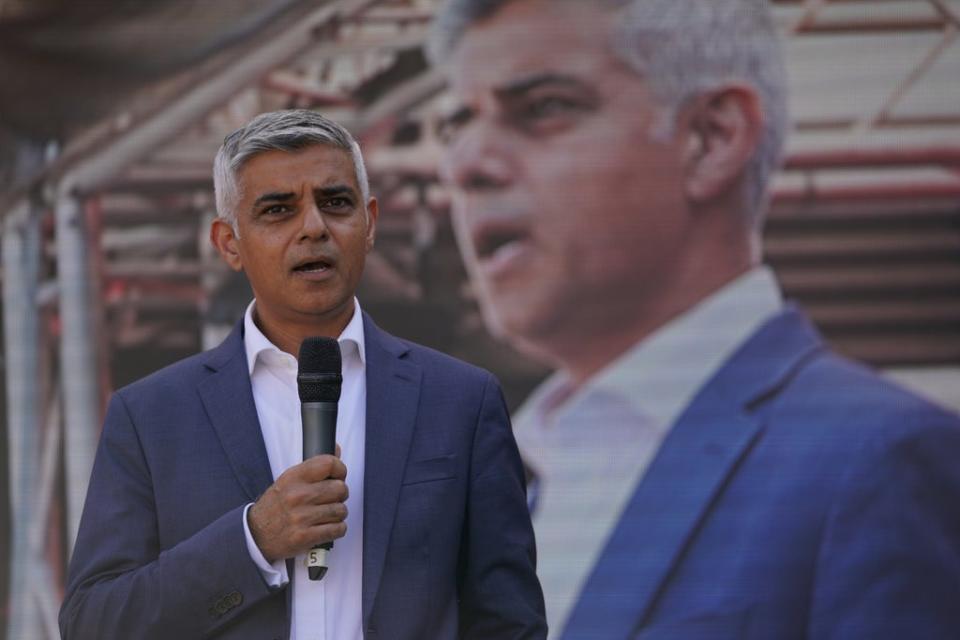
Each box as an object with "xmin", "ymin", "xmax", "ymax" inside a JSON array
[
  {"xmin": 261, "ymin": 75, "xmax": 355, "ymax": 107},
  {"xmin": 796, "ymin": 18, "xmax": 947, "ymax": 34},
  {"xmin": 795, "ymin": 114, "xmax": 960, "ymax": 131},
  {"xmin": 773, "ymin": 180, "xmax": 960, "ymax": 203},
  {"xmin": 772, "ymin": 0, "xmax": 906, "ymax": 3},
  {"xmin": 784, "ymin": 146, "xmax": 960, "ymax": 170},
  {"xmin": 345, "ymin": 10, "xmax": 433, "ymax": 25}
]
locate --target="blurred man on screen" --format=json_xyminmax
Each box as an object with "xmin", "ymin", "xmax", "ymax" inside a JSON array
[
  {"xmin": 431, "ymin": 0, "xmax": 960, "ymax": 637},
  {"xmin": 60, "ymin": 109, "xmax": 546, "ymax": 639}
]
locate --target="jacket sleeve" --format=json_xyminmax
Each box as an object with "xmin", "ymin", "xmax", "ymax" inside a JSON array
[
  {"xmin": 809, "ymin": 415, "xmax": 960, "ymax": 639},
  {"xmin": 59, "ymin": 392, "xmax": 278, "ymax": 639},
  {"xmin": 458, "ymin": 373, "xmax": 548, "ymax": 639}
]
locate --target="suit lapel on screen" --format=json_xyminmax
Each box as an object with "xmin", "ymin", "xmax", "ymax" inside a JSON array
[
  {"xmin": 561, "ymin": 307, "xmax": 824, "ymax": 639},
  {"xmin": 197, "ymin": 322, "xmax": 274, "ymax": 502},
  {"xmin": 360, "ymin": 313, "xmax": 422, "ymax": 627}
]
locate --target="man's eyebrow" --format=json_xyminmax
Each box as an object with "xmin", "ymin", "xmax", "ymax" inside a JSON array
[
  {"xmin": 438, "ymin": 73, "xmax": 588, "ymax": 132},
  {"xmin": 495, "ymin": 72, "xmax": 588, "ymax": 99},
  {"xmin": 316, "ymin": 184, "xmax": 357, "ymax": 198},
  {"xmin": 252, "ymin": 191, "xmax": 295, "ymax": 209}
]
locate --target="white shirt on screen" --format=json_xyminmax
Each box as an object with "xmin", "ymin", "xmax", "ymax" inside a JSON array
[
  {"xmin": 240, "ymin": 298, "xmax": 366, "ymax": 640},
  {"xmin": 512, "ymin": 266, "xmax": 784, "ymax": 637}
]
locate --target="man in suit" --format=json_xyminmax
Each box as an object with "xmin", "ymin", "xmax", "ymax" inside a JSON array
[
  {"xmin": 60, "ymin": 110, "xmax": 546, "ymax": 639},
  {"xmin": 430, "ymin": 0, "xmax": 960, "ymax": 637}
]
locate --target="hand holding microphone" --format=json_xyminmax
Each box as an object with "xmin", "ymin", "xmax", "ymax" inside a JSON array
[{"xmin": 247, "ymin": 337, "xmax": 345, "ymax": 579}]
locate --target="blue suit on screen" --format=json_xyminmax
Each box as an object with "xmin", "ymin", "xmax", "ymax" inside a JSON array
[{"xmin": 561, "ymin": 308, "xmax": 960, "ymax": 639}]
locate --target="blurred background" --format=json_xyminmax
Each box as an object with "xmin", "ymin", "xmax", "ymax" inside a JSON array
[{"xmin": 1, "ymin": 0, "xmax": 959, "ymax": 637}]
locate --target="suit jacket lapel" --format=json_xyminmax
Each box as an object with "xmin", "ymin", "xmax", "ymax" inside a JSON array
[
  {"xmin": 561, "ymin": 388, "xmax": 762, "ymax": 639},
  {"xmin": 361, "ymin": 313, "xmax": 422, "ymax": 627},
  {"xmin": 562, "ymin": 307, "xmax": 824, "ymax": 639},
  {"xmin": 197, "ymin": 322, "xmax": 274, "ymax": 502}
]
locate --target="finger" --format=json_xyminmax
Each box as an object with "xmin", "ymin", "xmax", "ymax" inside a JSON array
[
  {"xmin": 335, "ymin": 443, "xmax": 342, "ymax": 458},
  {"xmin": 307, "ymin": 478, "xmax": 349, "ymax": 505},
  {"xmin": 302, "ymin": 454, "xmax": 347, "ymax": 482},
  {"xmin": 305, "ymin": 501, "xmax": 348, "ymax": 526},
  {"xmin": 307, "ymin": 521, "xmax": 348, "ymax": 547},
  {"xmin": 329, "ymin": 455, "xmax": 347, "ymax": 480},
  {"xmin": 277, "ymin": 459, "xmax": 317, "ymax": 485}
]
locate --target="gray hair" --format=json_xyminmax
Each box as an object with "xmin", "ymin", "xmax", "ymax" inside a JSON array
[
  {"xmin": 428, "ymin": 0, "xmax": 788, "ymax": 228},
  {"xmin": 213, "ymin": 109, "xmax": 370, "ymax": 228}
]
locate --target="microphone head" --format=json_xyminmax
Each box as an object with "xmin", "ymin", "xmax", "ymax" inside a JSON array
[{"xmin": 297, "ymin": 337, "xmax": 343, "ymax": 403}]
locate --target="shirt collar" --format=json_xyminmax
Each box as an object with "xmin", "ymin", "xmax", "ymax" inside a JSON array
[
  {"xmin": 515, "ymin": 266, "xmax": 783, "ymax": 433},
  {"xmin": 243, "ymin": 298, "xmax": 367, "ymax": 376}
]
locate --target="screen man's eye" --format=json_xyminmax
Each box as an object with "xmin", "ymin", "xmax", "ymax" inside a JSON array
[
  {"xmin": 521, "ymin": 95, "xmax": 580, "ymax": 120},
  {"xmin": 436, "ymin": 108, "xmax": 473, "ymax": 145}
]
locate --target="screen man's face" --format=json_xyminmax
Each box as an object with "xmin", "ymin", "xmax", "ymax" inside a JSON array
[{"xmin": 440, "ymin": 0, "xmax": 693, "ymax": 361}]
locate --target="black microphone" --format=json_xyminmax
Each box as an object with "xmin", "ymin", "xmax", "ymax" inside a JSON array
[{"xmin": 297, "ymin": 337, "xmax": 342, "ymax": 581}]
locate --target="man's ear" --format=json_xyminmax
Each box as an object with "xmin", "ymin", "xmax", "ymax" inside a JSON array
[
  {"xmin": 682, "ymin": 84, "xmax": 764, "ymax": 206},
  {"xmin": 210, "ymin": 218, "xmax": 244, "ymax": 272},
  {"xmin": 364, "ymin": 196, "xmax": 379, "ymax": 252}
]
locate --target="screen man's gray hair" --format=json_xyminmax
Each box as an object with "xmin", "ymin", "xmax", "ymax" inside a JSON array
[
  {"xmin": 213, "ymin": 109, "xmax": 370, "ymax": 228},
  {"xmin": 429, "ymin": 0, "xmax": 788, "ymax": 229}
]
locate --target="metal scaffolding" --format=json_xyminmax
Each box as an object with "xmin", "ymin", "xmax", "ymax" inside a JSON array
[
  {"xmin": 1, "ymin": 0, "xmax": 958, "ymax": 637},
  {"xmin": 2, "ymin": 200, "xmax": 43, "ymax": 640}
]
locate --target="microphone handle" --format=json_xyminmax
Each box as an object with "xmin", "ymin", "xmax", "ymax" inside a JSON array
[{"xmin": 302, "ymin": 401, "xmax": 338, "ymax": 581}]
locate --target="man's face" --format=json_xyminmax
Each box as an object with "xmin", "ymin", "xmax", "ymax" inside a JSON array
[
  {"xmin": 440, "ymin": 0, "xmax": 693, "ymax": 361},
  {"xmin": 215, "ymin": 144, "xmax": 377, "ymax": 335}
]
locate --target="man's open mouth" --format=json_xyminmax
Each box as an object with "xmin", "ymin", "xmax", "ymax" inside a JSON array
[
  {"xmin": 475, "ymin": 227, "xmax": 530, "ymax": 262},
  {"xmin": 293, "ymin": 259, "xmax": 332, "ymax": 273},
  {"xmin": 477, "ymin": 229, "xmax": 520, "ymax": 260}
]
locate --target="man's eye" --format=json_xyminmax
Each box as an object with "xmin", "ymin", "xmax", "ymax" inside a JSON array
[
  {"xmin": 325, "ymin": 197, "xmax": 351, "ymax": 209},
  {"xmin": 436, "ymin": 119, "xmax": 464, "ymax": 145},
  {"xmin": 436, "ymin": 108, "xmax": 473, "ymax": 145},
  {"xmin": 263, "ymin": 205, "xmax": 291, "ymax": 216},
  {"xmin": 522, "ymin": 96, "xmax": 579, "ymax": 120}
]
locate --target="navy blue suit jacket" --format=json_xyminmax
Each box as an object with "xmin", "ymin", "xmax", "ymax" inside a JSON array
[
  {"xmin": 562, "ymin": 308, "xmax": 960, "ymax": 639},
  {"xmin": 60, "ymin": 313, "xmax": 546, "ymax": 639}
]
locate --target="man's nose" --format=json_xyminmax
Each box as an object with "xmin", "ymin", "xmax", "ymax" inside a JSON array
[
  {"xmin": 299, "ymin": 201, "xmax": 330, "ymax": 241},
  {"xmin": 444, "ymin": 124, "xmax": 514, "ymax": 193}
]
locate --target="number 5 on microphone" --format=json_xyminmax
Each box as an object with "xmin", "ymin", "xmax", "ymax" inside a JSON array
[{"xmin": 306, "ymin": 546, "xmax": 330, "ymax": 580}]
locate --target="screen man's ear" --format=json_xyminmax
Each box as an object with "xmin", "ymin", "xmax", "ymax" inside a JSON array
[{"xmin": 681, "ymin": 84, "xmax": 764, "ymax": 206}]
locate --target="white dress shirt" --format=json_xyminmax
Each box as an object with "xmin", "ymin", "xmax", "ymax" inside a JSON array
[
  {"xmin": 241, "ymin": 298, "xmax": 367, "ymax": 640},
  {"xmin": 512, "ymin": 266, "xmax": 784, "ymax": 637}
]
